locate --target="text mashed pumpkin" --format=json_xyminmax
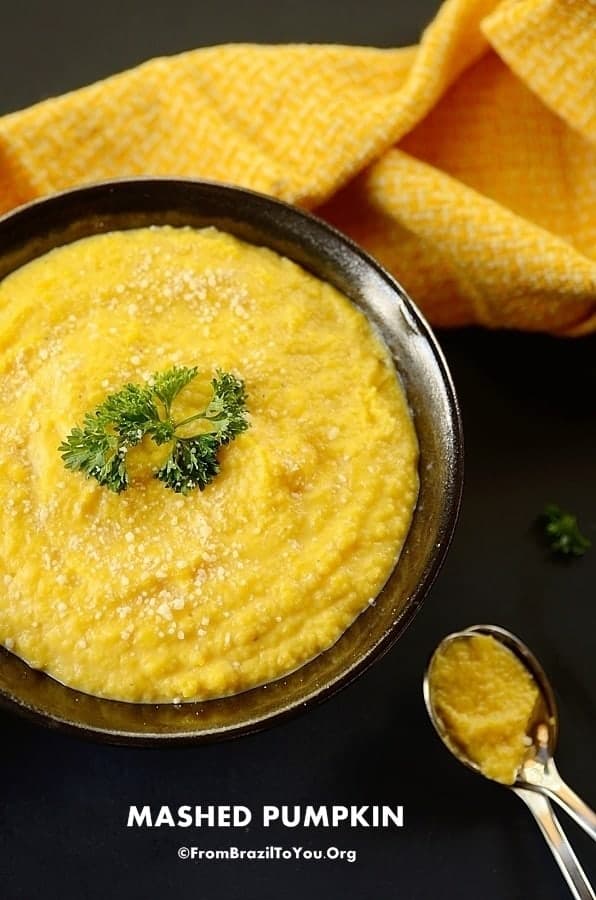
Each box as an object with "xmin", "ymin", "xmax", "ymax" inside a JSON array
[{"xmin": 127, "ymin": 805, "xmax": 404, "ymax": 828}]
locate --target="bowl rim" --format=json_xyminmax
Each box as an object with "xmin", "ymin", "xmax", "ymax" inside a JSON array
[{"xmin": 0, "ymin": 176, "xmax": 464, "ymax": 745}]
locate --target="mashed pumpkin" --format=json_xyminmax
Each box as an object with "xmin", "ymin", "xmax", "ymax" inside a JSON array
[
  {"xmin": 0, "ymin": 226, "xmax": 418, "ymax": 702},
  {"xmin": 429, "ymin": 634, "xmax": 540, "ymax": 784}
]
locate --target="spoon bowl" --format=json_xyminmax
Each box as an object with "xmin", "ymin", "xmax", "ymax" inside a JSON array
[
  {"xmin": 423, "ymin": 624, "xmax": 557, "ymax": 779},
  {"xmin": 462, "ymin": 624, "xmax": 559, "ymax": 769}
]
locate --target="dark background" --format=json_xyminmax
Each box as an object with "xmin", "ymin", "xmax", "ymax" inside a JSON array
[{"xmin": 1, "ymin": 2, "xmax": 595, "ymax": 898}]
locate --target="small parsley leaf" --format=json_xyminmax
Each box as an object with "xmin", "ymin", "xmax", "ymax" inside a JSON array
[
  {"xmin": 60, "ymin": 416, "xmax": 129, "ymax": 493},
  {"xmin": 151, "ymin": 365, "xmax": 199, "ymax": 416},
  {"xmin": 156, "ymin": 434, "xmax": 221, "ymax": 494},
  {"xmin": 541, "ymin": 504, "xmax": 591, "ymax": 558},
  {"xmin": 206, "ymin": 369, "xmax": 250, "ymax": 442},
  {"xmin": 98, "ymin": 383, "xmax": 159, "ymax": 445}
]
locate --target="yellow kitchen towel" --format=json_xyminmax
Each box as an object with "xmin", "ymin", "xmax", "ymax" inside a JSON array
[{"xmin": 0, "ymin": 0, "xmax": 595, "ymax": 334}]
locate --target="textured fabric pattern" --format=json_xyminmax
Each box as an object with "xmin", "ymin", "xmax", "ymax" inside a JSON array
[{"xmin": 0, "ymin": 0, "xmax": 595, "ymax": 334}]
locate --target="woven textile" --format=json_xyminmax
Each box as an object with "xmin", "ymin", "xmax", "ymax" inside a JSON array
[{"xmin": 1, "ymin": 0, "xmax": 595, "ymax": 333}]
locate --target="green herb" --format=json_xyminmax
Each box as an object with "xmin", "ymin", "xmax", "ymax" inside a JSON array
[
  {"xmin": 59, "ymin": 365, "xmax": 249, "ymax": 494},
  {"xmin": 541, "ymin": 504, "xmax": 591, "ymax": 558}
]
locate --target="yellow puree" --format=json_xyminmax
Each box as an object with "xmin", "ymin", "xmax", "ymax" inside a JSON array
[
  {"xmin": 0, "ymin": 226, "xmax": 418, "ymax": 702},
  {"xmin": 430, "ymin": 635, "xmax": 540, "ymax": 784}
]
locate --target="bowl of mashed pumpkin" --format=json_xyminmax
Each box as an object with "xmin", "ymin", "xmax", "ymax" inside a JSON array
[{"xmin": 0, "ymin": 179, "xmax": 462, "ymax": 743}]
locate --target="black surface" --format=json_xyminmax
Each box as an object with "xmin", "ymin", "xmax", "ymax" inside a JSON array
[{"xmin": 1, "ymin": 3, "xmax": 595, "ymax": 899}]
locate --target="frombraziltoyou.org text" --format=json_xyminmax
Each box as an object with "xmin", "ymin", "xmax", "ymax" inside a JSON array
[{"xmin": 127, "ymin": 805, "xmax": 404, "ymax": 829}]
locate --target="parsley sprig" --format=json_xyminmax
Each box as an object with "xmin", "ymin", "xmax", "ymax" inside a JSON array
[
  {"xmin": 541, "ymin": 504, "xmax": 591, "ymax": 558},
  {"xmin": 59, "ymin": 366, "xmax": 249, "ymax": 494}
]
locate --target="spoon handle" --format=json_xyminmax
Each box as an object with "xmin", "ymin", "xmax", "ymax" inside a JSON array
[
  {"xmin": 521, "ymin": 758, "xmax": 596, "ymax": 842},
  {"xmin": 543, "ymin": 763, "xmax": 596, "ymax": 843},
  {"xmin": 514, "ymin": 788, "xmax": 595, "ymax": 900}
]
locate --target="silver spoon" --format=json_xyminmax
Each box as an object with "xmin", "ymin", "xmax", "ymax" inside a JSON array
[{"xmin": 423, "ymin": 624, "xmax": 596, "ymax": 900}]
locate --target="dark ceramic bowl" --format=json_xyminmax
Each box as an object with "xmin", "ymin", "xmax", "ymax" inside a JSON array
[{"xmin": 0, "ymin": 178, "xmax": 463, "ymax": 744}]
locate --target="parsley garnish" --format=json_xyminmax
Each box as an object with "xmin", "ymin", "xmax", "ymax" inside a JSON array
[
  {"xmin": 541, "ymin": 504, "xmax": 591, "ymax": 558},
  {"xmin": 59, "ymin": 366, "xmax": 249, "ymax": 494}
]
